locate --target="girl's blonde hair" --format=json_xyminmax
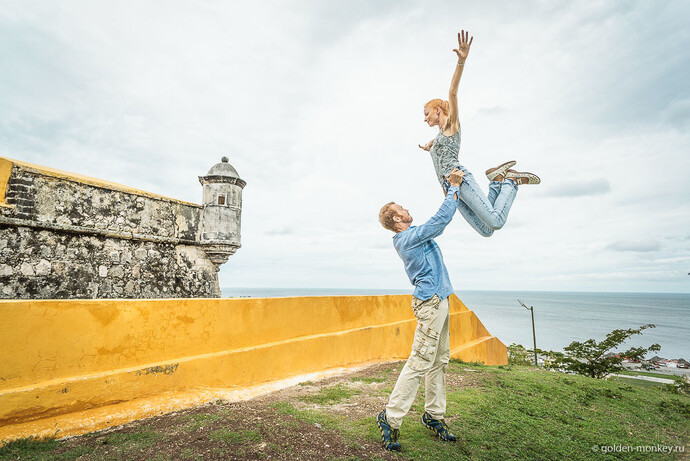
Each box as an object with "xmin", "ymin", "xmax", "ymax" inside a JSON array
[{"xmin": 424, "ymin": 99, "xmax": 449, "ymax": 116}]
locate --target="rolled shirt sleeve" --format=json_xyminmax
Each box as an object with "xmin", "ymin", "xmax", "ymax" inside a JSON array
[
  {"xmin": 407, "ymin": 186, "xmax": 459, "ymax": 246},
  {"xmin": 392, "ymin": 186, "xmax": 459, "ymax": 301}
]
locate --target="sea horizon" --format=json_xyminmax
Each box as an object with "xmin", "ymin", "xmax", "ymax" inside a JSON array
[{"xmin": 222, "ymin": 287, "xmax": 690, "ymax": 296}]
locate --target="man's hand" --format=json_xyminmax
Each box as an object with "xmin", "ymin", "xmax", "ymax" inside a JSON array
[
  {"xmin": 418, "ymin": 139, "xmax": 434, "ymax": 151},
  {"xmin": 447, "ymin": 168, "xmax": 464, "ymax": 187},
  {"xmin": 453, "ymin": 30, "xmax": 473, "ymax": 62}
]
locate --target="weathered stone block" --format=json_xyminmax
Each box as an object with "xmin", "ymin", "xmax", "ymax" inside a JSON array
[
  {"xmin": 108, "ymin": 266, "xmax": 124, "ymax": 278},
  {"xmin": 39, "ymin": 245, "xmax": 52, "ymax": 259},
  {"xmin": 35, "ymin": 259, "xmax": 51, "ymax": 276},
  {"xmin": 20, "ymin": 262, "xmax": 34, "ymax": 276},
  {"xmin": 53, "ymin": 262, "xmax": 66, "ymax": 275},
  {"xmin": 124, "ymin": 280, "xmax": 136, "ymax": 295}
]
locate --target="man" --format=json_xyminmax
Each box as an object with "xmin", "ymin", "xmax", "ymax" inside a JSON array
[{"xmin": 376, "ymin": 168, "xmax": 464, "ymax": 451}]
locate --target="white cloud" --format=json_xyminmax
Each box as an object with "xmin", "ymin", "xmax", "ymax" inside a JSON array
[
  {"xmin": 606, "ymin": 241, "xmax": 662, "ymax": 253},
  {"xmin": 545, "ymin": 179, "xmax": 611, "ymax": 197},
  {"xmin": 1, "ymin": 1, "xmax": 689, "ymax": 293}
]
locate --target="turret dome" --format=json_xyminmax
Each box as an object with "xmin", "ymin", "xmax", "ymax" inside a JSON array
[
  {"xmin": 199, "ymin": 156, "xmax": 246, "ymax": 188},
  {"xmin": 206, "ymin": 156, "xmax": 240, "ymax": 178}
]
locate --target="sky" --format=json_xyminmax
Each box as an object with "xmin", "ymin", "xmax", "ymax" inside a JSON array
[{"xmin": 1, "ymin": 1, "xmax": 689, "ymax": 293}]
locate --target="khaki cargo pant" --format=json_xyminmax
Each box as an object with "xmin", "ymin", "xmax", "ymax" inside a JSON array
[{"xmin": 385, "ymin": 294, "xmax": 450, "ymax": 429}]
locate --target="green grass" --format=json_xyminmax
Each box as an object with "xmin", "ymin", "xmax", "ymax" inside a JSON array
[
  {"xmin": 179, "ymin": 412, "xmax": 224, "ymax": 431},
  {"xmin": 0, "ymin": 441, "xmax": 91, "ymax": 461},
  {"xmin": 179, "ymin": 447, "xmax": 196, "ymax": 459},
  {"xmin": 102, "ymin": 428, "xmax": 164, "ymax": 451},
  {"xmin": 421, "ymin": 363, "xmax": 688, "ymax": 460},
  {"xmin": 451, "ymin": 358, "xmax": 485, "ymax": 367},
  {"xmin": 294, "ymin": 363, "xmax": 689, "ymax": 460},
  {"xmin": 208, "ymin": 428, "xmax": 261, "ymax": 445},
  {"xmin": 351, "ymin": 376, "xmax": 386, "ymax": 384},
  {"xmin": 299, "ymin": 383, "xmax": 361, "ymax": 405},
  {"xmin": 273, "ymin": 401, "xmax": 343, "ymax": 430},
  {"xmin": 1, "ymin": 364, "xmax": 688, "ymax": 460},
  {"xmin": 0, "ymin": 437, "xmax": 60, "ymax": 461},
  {"xmin": 0, "ymin": 429, "xmax": 166, "ymax": 461},
  {"xmin": 273, "ymin": 401, "xmax": 379, "ymax": 451}
]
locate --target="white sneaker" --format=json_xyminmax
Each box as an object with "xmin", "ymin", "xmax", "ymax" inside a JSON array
[
  {"xmin": 485, "ymin": 161, "xmax": 517, "ymax": 181},
  {"xmin": 506, "ymin": 169, "xmax": 541, "ymax": 185}
]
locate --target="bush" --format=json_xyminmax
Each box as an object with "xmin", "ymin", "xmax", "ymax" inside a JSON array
[
  {"xmin": 664, "ymin": 376, "xmax": 690, "ymax": 395},
  {"xmin": 507, "ymin": 343, "xmax": 533, "ymax": 365},
  {"xmin": 547, "ymin": 324, "xmax": 660, "ymax": 379}
]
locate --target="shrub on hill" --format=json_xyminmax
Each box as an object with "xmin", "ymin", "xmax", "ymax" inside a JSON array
[{"xmin": 509, "ymin": 324, "xmax": 661, "ymax": 379}]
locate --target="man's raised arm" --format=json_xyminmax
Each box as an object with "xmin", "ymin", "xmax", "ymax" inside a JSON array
[{"xmin": 410, "ymin": 169, "xmax": 464, "ymax": 244}]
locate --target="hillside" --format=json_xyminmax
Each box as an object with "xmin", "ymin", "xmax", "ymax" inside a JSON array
[{"xmin": 1, "ymin": 361, "xmax": 688, "ymax": 460}]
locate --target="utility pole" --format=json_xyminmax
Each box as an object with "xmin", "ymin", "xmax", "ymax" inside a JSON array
[{"xmin": 518, "ymin": 299, "xmax": 538, "ymax": 367}]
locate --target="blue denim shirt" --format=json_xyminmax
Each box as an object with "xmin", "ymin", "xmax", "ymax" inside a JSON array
[{"xmin": 392, "ymin": 186, "xmax": 459, "ymax": 301}]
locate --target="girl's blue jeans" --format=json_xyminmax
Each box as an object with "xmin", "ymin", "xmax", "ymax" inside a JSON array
[{"xmin": 443, "ymin": 165, "xmax": 518, "ymax": 237}]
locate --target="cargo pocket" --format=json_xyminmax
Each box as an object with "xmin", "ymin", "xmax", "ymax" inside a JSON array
[
  {"xmin": 412, "ymin": 294, "xmax": 440, "ymax": 321},
  {"xmin": 408, "ymin": 323, "xmax": 441, "ymax": 371}
]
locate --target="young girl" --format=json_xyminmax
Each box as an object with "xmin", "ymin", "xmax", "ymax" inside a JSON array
[{"xmin": 419, "ymin": 30, "xmax": 540, "ymax": 237}]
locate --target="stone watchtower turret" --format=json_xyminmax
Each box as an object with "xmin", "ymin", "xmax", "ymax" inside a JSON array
[{"xmin": 198, "ymin": 156, "xmax": 247, "ymax": 268}]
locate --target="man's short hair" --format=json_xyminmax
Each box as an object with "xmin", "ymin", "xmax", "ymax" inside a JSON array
[{"xmin": 379, "ymin": 202, "xmax": 398, "ymax": 231}]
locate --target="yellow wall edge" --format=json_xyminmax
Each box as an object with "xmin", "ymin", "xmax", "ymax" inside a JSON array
[{"xmin": 0, "ymin": 158, "xmax": 13, "ymax": 206}]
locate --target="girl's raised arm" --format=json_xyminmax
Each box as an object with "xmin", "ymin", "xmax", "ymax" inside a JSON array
[{"xmin": 445, "ymin": 30, "xmax": 473, "ymax": 134}]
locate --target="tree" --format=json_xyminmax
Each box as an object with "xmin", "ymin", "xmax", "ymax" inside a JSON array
[
  {"xmin": 507, "ymin": 343, "xmax": 533, "ymax": 366},
  {"xmin": 550, "ymin": 324, "xmax": 661, "ymax": 379}
]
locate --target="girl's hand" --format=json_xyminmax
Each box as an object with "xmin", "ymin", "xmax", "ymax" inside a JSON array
[
  {"xmin": 418, "ymin": 139, "xmax": 434, "ymax": 151},
  {"xmin": 453, "ymin": 30, "xmax": 473, "ymax": 62}
]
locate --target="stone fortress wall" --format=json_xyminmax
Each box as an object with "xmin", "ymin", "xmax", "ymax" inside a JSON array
[{"xmin": 0, "ymin": 156, "xmax": 245, "ymax": 299}]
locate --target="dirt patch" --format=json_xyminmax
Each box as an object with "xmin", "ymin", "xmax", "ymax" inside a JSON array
[
  {"xmin": 43, "ymin": 362, "xmax": 409, "ymax": 460},
  {"xmin": 447, "ymin": 367, "xmax": 487, "ymax": 389},
  {"xmin": 28, "ymin": 360, "xmax": 486, "ymax": 460},
  {"xmin": 50, "ymin": 401, "xmax": 396, "ymax": 460},
  {"xmin": 255, "ymin": 362, "xmax": 399, "ymax": 421}
]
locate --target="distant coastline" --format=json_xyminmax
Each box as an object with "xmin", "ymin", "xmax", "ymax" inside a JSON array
[{"xmin": 222, "ymin": 287, "xmax": 690, "ymax": 297}]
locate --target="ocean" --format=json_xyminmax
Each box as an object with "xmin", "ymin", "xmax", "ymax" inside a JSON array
[{"xmin": 220, "ymin": 288, "xmax": 689, "ymax": 360}]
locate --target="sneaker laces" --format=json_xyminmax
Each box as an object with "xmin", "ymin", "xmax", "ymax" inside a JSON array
[{"xmin": 436, "ymin": 420, "xmax": 451, "ymax": 435}]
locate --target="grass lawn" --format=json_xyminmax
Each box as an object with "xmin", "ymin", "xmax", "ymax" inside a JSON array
[{"xmin": 1, "ymin": 361, "xmax": 688, "ymax": 460}]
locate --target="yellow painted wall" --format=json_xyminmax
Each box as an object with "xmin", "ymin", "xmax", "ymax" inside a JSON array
[
  {"xmin": 0, "ymin": 158, "xmax": 14, "ymax": 207},
  {"xmin": 0, "ymin": 294, "xmax": 506, "ymax": 442}
]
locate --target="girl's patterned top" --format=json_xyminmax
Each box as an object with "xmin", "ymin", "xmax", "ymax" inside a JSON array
[{"xmin": 429, "ymin": 125, "xmax": 461, "ymax": 186}]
